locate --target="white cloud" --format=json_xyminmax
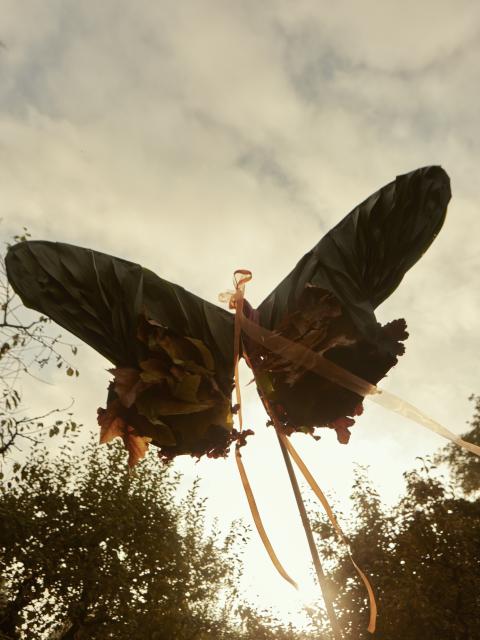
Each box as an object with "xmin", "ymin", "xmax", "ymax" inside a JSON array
[{"xmin": 275, "ymin": 0, "xmax": 480, "ymax": 72}]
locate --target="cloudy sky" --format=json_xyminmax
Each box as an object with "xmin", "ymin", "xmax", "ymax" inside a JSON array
[{"xmin": 1, "ymin": 0, "xmax": 480, "ymax": 623}]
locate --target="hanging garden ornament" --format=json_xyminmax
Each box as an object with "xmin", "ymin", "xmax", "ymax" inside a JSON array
[
  {"xmin": 6, "ymin": 166, "xmax": 451, "ymax": 460},
  {"xmin": 8, "ymin": 164, "xmax": 479, "ymax": 637}
]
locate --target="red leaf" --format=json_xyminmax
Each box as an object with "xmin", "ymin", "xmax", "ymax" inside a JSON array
[
  {"xmin": 335, "ymin": 426, "xmax": 352, "ymax": 444},
  {"xmin": 124, "ymin": 426, "xmax": 151, "ymax": 468},
  {"xmin": 328, "ymin": 416, "xmax": 355, "ymax": 445},
  {"xmin": 97, "ymin": 400, "xmax": 150, "ymax": 467},
  {"xmin": 97, "ymin": 402, "xmax": 126, "ymax": 443}
]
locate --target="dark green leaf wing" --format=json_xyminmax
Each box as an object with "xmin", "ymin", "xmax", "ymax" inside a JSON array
[
  {"xmin": 253, "ymin": 166, "xmax": 451, "ymax": 442},
  {"xmin": 5, "ymin": 241, "xmax": 234, "ymax": 381},
  {"xmin": 257, "ymin": 165, "xmax": 451, "ymax": 342}
]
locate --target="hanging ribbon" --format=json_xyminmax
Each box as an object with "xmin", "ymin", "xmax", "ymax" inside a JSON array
[
  {"xmin": 221, "ymin": 270, "xmax": 479, "ymax": 636},
  {"xmin": 221, "ymin": 272, "xmax": 376, "ymax": 633},
  {"xmin": 260, "ymin": 390, "xmax": 377, "ymax": 634},
  {"xmin": 219, "ymin": 269, "xmax": 480, "ymax": 633},
  {"xmin": 235, "ymin": 445, "xmax": 298, "ymax": 589},
  {"xmin": 279, "ymin": 433, "xmax": 377, "ymax": 634},
  {"xmin": 370, "ymin": 390, "xmax": 480, "ymax": 456},
  {"xmin": 220, "ymin": 271, "xmax": 298, "ymax": 589},
  {"xmin": 221, "ymin": 271, "xmax": 377, "ymax": 634}
]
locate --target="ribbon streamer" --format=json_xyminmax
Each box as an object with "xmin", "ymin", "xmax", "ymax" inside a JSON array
[
  {"xmin": 219, "ymin": 269, "xmax": 253, "ymax": 428},
  {"xmin": 223, "ymin": 273, "xmax": 376, "ymax": 634},
  {"xmin": 235, "ymin": 448, "xmax": 298, "ymax": 589},
  {"xmin": 222, "ymin": 270, "xmax": 298, "ymax": 589},
  {"xmin": 263, "ymin": 395, "xmax": 374, "ymax": 635},
  {"xmin": 222, "ymin": 270, "xmax": 479, "ymax": 637},
  {"xmin": 280, "ymin": 433, "xmax": 377, "ymax": 634},
  {"xmin": 371, "ymin": 390, "xmax": 480, "ymax": 456},
  {"xmin": 239, "ymin": 313, "xmax": 376, "ymax": 398}
]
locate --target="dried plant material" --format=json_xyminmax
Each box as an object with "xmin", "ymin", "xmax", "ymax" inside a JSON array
[
  {"xmin": 5, "ymin": 166, "xmax": 451, "ymax": 460},
  {"xmin": 249, "ymin": 286, "xmax": 408, "ymax": 443}
]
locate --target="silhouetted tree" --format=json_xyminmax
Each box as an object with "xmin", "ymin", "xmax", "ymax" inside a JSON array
[
  {"xmin": 0, "ymin": 229, "xmax": 80, "ymax": 459},
  {"xmin": 0, "ymin": 436, "xmax": 309, "ymax": 640},
  {"xmin": 310, "ymin": 398, "xmax": 480, "ymax": 639}
]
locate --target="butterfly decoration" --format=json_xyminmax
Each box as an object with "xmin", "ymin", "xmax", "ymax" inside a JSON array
[
  {"xmin": 5, "ymin": 165, "xmax": 452, "ymax": 466},
  {"xmin": 8, "ymin": 165, "xmax": 468, "ymax": 636}
]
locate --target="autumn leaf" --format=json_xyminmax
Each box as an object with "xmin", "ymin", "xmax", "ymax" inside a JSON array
[
  {"xmin": 138, "ymin": 358, "xmax": 171, "ymax": 384},
  {"xmin": 124, "ymin": 426, "xmax": 151, "ymax": 468},
  {"xmin": 177, "ymin": 359, "xmax": 212, "ymax": 377},
  {"xmin": 110, "ymin": 367, "xmax": 148, "ymax": 408},
  {"xmin": 102, "ymin": 318, "xmax": 234, "ymax": 462},
  {"xmin": 185, "ymin": 337, "xmax": 215, "ymax": 371},
  {"xmin": 97, "ymin": 401, "xmax": 151, "ymax": 467},
  {"xmin": 328, "ymin": 416, "xmax": 355, "ymax": 445},
  {"xmin": 136, "ymin": 386, "xmax": 215, "ymax": 418},
  {"xmin": 97, "ymin": 401, "xmax": 126, "ymax": 444},
  {"xmin": 147, "ymin": 331, "xmax": 195, "ymax": 363},
  {"xmin": 126, "ymin": 411, "xmax": 177, "ymax": 446},
  {"xmin": 170, "ymin": 374, "xmax": 201, "ymax": 403}
]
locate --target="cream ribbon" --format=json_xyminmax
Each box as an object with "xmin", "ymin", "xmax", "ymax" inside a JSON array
[
  {"xmin": 221, "ymin": 272, "xmax": 379, "ymax": 634},
  {"xmin": 221, "ymin": 270, "xmax": 298, "ymax": 589}
]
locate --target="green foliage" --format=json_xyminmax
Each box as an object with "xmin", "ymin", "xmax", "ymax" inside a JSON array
[
  {"xmin": 435, "ymin": 395, "xmax": 480, "ymax": 495},
  {"xmin": 4, "ymin": 227, "xmax": 478, "ymax": 640},
  {"xmin": 0, "ymin": 438, "xmax": 305, "ymax": 640},
  {"xmin": 0, "ymin": 439, "xmax": 235, "ymax": 639},
  {"xmin": 0, "ymin": 230, "xmax": 80, "ymax": 458},
  {"xmin": 309, "ymin": 437, "xmax": 480, "ymax": 639}
]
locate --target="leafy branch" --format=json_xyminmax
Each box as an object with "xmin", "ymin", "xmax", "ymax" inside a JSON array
[{"xmin": 0, "ymin": 229, "xmax": 81, "ymax": 458}]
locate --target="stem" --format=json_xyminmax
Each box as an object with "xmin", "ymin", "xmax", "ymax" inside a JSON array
[{"xmin": 276, "ymin": 431, "xmax": 342, "ymax": 640}]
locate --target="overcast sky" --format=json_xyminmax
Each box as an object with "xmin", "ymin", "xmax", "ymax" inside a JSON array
[{"xmin": 1, "ymin": 0, "xmax": 480, "ymax": 623}]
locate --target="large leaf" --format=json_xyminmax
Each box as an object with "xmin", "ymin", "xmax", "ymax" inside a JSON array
[
  {"xmin": 135, "ymin": 386, "xmax": 215, "ymax": 418},
  {"xmin": 257, "ymin": 166, "xmax": 451, "ymax": 346},
  {"xmin": 5, "ymin": 241, "xmax": 235, "ymax": 388}
]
